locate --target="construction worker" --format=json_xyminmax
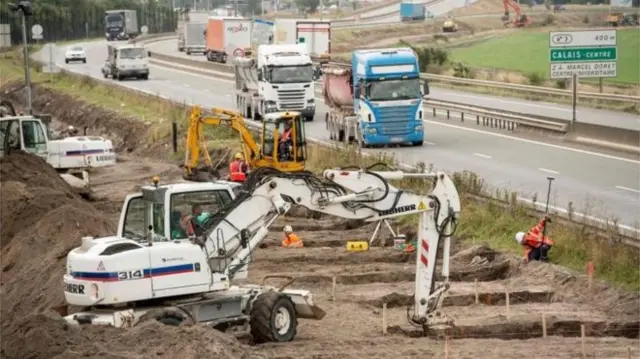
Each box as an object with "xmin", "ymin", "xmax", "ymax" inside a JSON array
[
  {"xmin": 281, "ymin": 225, "xmax": 303, "ymax": 248},
  {"xmin": 182, "ymin": 204, "xmax": 212, "ymax": 237},
  {"xmin": 279, "ymin": 122, "xmax": 293, "ymax": 160},
  {"xmin": 229, "ymin": 152, "xmax": 249, "ymax": 183},
  {"xmin": 515, "ymin": 215, "xmax": 555, "ymax": 263}
]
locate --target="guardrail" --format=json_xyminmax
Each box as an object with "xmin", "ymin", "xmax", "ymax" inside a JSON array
[
  {"xmin": 423, "ymin": 99, "xmax": 569, "ymax": 133},
  {"xmin": 421, "ymin": 73, "xmax": 640, "ymax": 103}
]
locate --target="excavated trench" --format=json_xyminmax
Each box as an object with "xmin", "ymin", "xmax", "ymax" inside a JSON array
[{"xmin": 390, "ymin": 318, "xmax": 640, "ymax": 340}]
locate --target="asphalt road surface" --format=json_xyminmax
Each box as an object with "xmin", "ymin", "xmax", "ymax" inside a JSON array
[
  {"xmin": 145, "ymin": 39, "xmax": 640, "ymax": 131},
  {"xmin": 45, "ymin": 41, "xmax": 640, "ymax": 229}
]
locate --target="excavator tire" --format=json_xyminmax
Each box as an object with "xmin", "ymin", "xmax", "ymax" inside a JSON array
[{"xmin": 250, "ymin": 290, "xmax": 297, "ymax": 344}]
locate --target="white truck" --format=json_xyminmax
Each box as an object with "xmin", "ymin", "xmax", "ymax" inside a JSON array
[
  {"xmin": 0, "ymin": 103, "xmax": 116, "ymax": 189},
  {"xmin": 234, "ymin": 44, "xmax": 316, "ymax": 122},
  {"xmin": 274, "ymin": 19, "xmax": 331, "ymax": 63},
  {"xmin": 61, "ymin": 166, "xmax": 460, "ymax": 341},
  {"xmin": 177, "ymin": 10, "xmax": 209, "ymax": 53}
]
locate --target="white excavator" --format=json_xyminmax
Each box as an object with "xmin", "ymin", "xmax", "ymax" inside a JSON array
[
  {"xmin": 0, "ymin": 100, "xmax": 116, "ymax": 189},
  {"xmin": 62, "ymin": 165, "xmax": 461, "ymax": 342}
]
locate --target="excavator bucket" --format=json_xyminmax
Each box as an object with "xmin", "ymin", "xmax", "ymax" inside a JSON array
[{"xmin": 281, "ymin": 288, "xmax": 326, "ymax": 320}]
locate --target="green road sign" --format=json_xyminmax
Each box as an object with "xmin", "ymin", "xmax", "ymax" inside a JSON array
[{"xmin": 549, "ymin": 47, "xmax": 617, "ymax": 62}]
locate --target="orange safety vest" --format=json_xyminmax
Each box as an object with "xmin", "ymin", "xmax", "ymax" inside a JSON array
[
  {"xmin": 280, "ymin": 129, "xmax": 291, "ymax": 142},
  {"xmin": 281, "ymin": 233, "xmax": 303, "ymax": 248},
  {"xmin": 229, "ymin": 160, "xmax": 246, "ymax": 182}
]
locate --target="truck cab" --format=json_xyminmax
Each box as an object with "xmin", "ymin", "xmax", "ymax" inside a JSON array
[
  {"xmin": 256, "ymin": 44, "xmax": 316, "ymax": 121},
  {"xmin": 352, "ymin": 48, "xmax": 425, "ymax": 147},
  {"xmin": 102, "ymin": 44, "xmax": 150, "ymax": 81},
  {"xmin": 104, "ymin": 9, "xmax": 138, "ymax": 41}
]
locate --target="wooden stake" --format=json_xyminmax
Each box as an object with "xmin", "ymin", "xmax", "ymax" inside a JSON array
[
  {"xmin": 541, "ymin": 313, "xmax": 547, "ymax": 338},
  {"xmin": 505, "ymin": 290, "xmax": 510, "ymax": 318},
  {"xmin": 331, "ymin": 275, "xmax": 336, "ymax": 302},
  {"xmin": 444, "ymin": 335, "xmax": 450, "ymax": 359},
  {"xmin": 627, "ymin": 346, "xmax": 631, "ymax": 359},
  {"xmin": 587, "ymin": 262, "xmax": 594, "ymax": 290},
  {"xmin": 581, "ymin": 324, "xmax": 586, "ymax": 359},
  {"xmin": 382, "ymin": 303, "xmax": 388, "ymax": 335},
  {"xmin": 474, "ymin": 279, "xmax": 479, "ymax": 304}
]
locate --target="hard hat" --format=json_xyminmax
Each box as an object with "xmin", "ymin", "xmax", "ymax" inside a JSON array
[
  {"xmin": 283, "ymin": 225, "xmax": 293, "ymax": 233},
  {"xmin": 515, "ymin": 232, "xmax": 525, "ymax": 244},
  {"xmin": 234, "ymin": 152, "xmax": 243, "ymax": 160}
]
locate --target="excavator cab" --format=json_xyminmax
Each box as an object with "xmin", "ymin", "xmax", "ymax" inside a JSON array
[{"xmin": 260, "ymin": 111, "xmax": 306, "ymax": 172}]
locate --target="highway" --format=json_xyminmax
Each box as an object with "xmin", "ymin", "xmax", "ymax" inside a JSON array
[
  {"xmin": 146, "ymin": 39, "xmax": 640, "ymax": 131},
  {"xmin": 42, "ymin": 41, "xmax": 640, "ymax": 229}
]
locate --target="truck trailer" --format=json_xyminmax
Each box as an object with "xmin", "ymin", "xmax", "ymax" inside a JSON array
[
  {"xmin": 274, "ymin": 19, "xmax": 331, "ymax": 63},
  {"xmin": 177, "ymin": 9, "xmax": 210, "ymax": 52},
  {"xmin": 205, "ymin": 16, "xmax": 252, "ymax": 63},
  {"xmin": 105, "ymin": 9, "xmax": 138, "ymax": 41},
  {"xmin": 234, "ymin": 44, "xmax": 316, "ymax": 122},
  {"xmin": 323, "ymin": 48, "xmax": 428, "ymax": 148},
  {"xmin": 400, "ymin": 2, "xmax": 426, "ymax": 22}
]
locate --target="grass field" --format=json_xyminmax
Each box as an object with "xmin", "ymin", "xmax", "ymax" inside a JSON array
[
  {"xmin": 1, "ymin": 48, "xmax": 638, "ymax": 291},
  {"xmin": 449, "ymin": 28, "xmax": 640, "ymax": 85}
]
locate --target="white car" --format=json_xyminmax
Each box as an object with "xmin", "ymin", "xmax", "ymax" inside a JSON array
[{"xmin": 64, "ymin": 46, "xmax": 86, "ymax": 64}]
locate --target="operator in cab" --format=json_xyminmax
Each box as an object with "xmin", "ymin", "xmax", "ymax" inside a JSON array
[
  {"xmin": 182, "ymin": 204, "xmax": 213, "ymax": 237},
  {"xmin": 281, "ymin": 225, "xmax": 303, "ymax": 248},
  {"xmin": 279, "ymin": 122, "xmax": 293, "ymax": 161},
  {"xmin": 229, "ymin": 152, "xmax": 249, "ymax": 183},
  {"xmin": 515, "ymin": 215, "xmax": 554, "ymax": 263}
]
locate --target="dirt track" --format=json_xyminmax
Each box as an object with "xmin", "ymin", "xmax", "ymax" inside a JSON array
[{"xmin": 1, "ymin": 84, "xmax": 639, "ymax": 358}]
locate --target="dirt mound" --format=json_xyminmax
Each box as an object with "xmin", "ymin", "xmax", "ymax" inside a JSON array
[
  {"xmin": 0, "ymin": 152, "xmax": 116, "ymax": 329},
  {"xmin": 1, "ymin": 311, "xmax": 263, "ymax": 359},
  {"xmin": 1, "ymin": 81, "xmax": 153, "ymax": 153}
]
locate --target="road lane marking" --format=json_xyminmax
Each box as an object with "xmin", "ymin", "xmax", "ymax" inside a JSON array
[
  {"xmin": 473, "ymin": 153, "xmax": 492, "ymax": 159},
  {"xmin": 538, "ymin": 168, "xmax": 559, "ymax": 174},
  {"xmin": 616, "ymin": 186, "xmax": 640, "ymax": 195},
  {"xmin": 141, "ymin": 62, "xmax": 640, "ymax": 165},
  {"xmin": 424, "ymin": 141, "xmax": 436, "ymax": 146}
]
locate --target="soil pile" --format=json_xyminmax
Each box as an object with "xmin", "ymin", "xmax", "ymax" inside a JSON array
[
  {"xmin": 0, "ymin": 152, "xmax": 116, "ymax": 327},
  {"xmin": 1, "ymin": 312, "xmax": 264, "ymax": 359}
]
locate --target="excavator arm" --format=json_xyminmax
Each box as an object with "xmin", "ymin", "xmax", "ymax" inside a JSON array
[
  {"xmin": 198, "ymin": 165, "xmax": 461, "ymax": 331},
  {"xmin": 184, "ymin": 106, "xmax": 261, "ymax": 180}
]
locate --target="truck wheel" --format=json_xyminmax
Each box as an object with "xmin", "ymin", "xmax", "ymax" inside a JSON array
[
  {"xmin": 186, "ymin": 50, "xmax": 191, "ymax": 55},
  {"xmin": 412, "ymin": 141, "xmax": 424, "ymax": 146},
  {"xmin": 305, "ymin": 115, "xmax": 314, "ymax": 122},
  {"xmin": 250, "ymin": 290, "xmax": 297, "ymax": 344},
  {"xmin": 141, "ymin": 73, "xmax": 149, "ymax": 80}
]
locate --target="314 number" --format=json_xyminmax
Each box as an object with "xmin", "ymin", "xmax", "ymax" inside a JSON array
[{"xmin": 118, "ymin": 269, "xmax": 143, "ymax": 281}]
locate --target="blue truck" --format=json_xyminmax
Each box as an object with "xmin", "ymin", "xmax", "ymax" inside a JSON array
[
  {"xmin": 400, "ymin": 2, "xmax": 426, "ymax": 22},
  {"xmin": 322, "ymin": 48, "xmax": 428, "ymax": 147}
]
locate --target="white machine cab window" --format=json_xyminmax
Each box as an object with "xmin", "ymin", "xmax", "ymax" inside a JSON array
[
  {"xmin": 367, "ymin": 78, "xmax": 421, "ymax": 101},
  {"xmin": 122, "ymin": 189, "xmax": 233, "ymax": 242},
  {"xmin": 170, "ymin": 190, "xmax": 233, "ymax": 239},
  {"xmin": 21, "ymin": 119, "xmax": 47, "ymax": 153}
]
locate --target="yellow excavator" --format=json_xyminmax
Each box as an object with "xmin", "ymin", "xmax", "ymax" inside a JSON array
[{"xmin": 183, "ymin": 106, "xmax": 307, "ymax": 182}]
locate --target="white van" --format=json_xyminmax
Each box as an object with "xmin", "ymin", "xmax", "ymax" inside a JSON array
[{"xmin": 101, "ymin": 44, "xmax": 151, "ymax": 81}]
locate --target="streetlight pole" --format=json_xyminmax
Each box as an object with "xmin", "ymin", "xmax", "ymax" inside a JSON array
[
  {"xmin": 9, "ymin": 1, "xmax": 34, "ymax": 115},
  {"xmin": 20, "ymin": 11, "xmax": 32, "ymax": 115}
]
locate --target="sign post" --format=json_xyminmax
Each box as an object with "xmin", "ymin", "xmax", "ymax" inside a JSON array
[
  {"xmin": 31, "ymin": 23, "xmax": 43, "ymax": 41},
  {"xmin": 548, "ymin": 29, "xmax": 618, "ymax": 126}
]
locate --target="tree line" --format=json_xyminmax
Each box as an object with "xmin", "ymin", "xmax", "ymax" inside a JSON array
[{"xmin": 1, "ymin": 0, "xmax": 178, "ymax": 45}]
